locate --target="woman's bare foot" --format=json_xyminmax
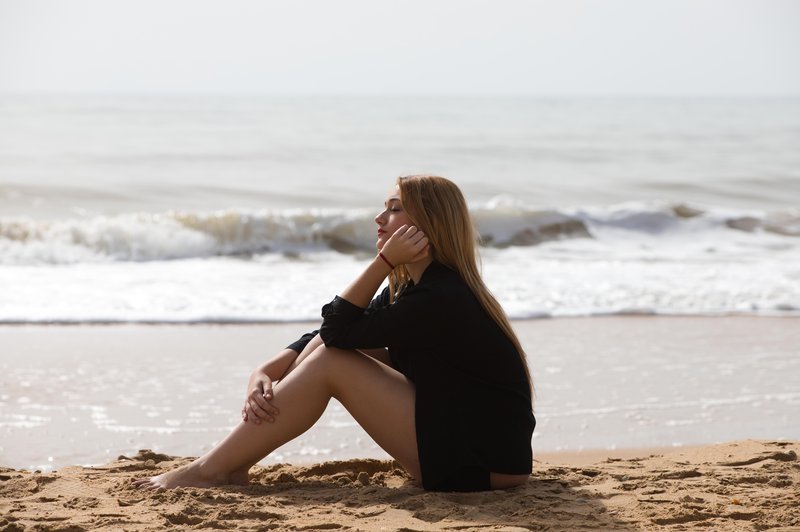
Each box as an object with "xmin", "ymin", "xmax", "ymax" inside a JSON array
[{"xmin": 132, "ymin": 461, "xmax": 249, "ymax": 490}]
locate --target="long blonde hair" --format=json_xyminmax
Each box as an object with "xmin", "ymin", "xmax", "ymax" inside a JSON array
[{"xmin": 390, "ymin": 175, "xmax": 533, "ymax": 394}]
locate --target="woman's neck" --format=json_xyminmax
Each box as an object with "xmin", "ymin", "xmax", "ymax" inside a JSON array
[{"xmin": 406, "ymin": 257, "xmax": 434, "ymax": 285}]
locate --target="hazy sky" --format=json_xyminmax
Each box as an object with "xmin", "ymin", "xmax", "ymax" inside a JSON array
[{"xmin": 1, "ymin": 0, "xmax": 798, "ymax": 96}]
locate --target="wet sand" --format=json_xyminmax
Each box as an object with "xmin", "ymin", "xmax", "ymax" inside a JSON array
[{"xmin": 1, "ymin": 317, "xmax": 798, "ymax": 473}]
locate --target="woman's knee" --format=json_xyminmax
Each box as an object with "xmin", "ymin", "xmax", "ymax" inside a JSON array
[
  {"xmin": 305, "ymin": 345, "xmax": 364, "ymax": 380},
  {"xmin": 307, "ymin": 344, "xmax": 357, "ymax": 365},
  {"xmin": 305, "ymin": 345, "xmax": 383, "ymax": 399}
]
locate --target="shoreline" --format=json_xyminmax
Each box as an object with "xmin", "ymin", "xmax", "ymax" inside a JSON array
[
  {"xmin": 0, "ymin": 440, "xmax": 797, "ymax": 530},
  {"xmin": 2, "ymin": 312, "xmax": 799, "ymax": 326}
]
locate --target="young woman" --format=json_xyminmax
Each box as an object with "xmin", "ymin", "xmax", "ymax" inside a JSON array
[{"xmin": 134, "ymin": 175, "xmax": 535, "ymax": 492}]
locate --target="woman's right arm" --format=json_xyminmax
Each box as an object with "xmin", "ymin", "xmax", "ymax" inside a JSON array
[
  {"xmin": 243, "ymin": 331, "xmax": 322, "ymax": 424},
  {"xmin": 252, "ymin": 347, "xmax": 304, "ymax": 382},
  {"xmin": 242, "ymin": 348, "xmax": 294, "ymax": 424},
  {"xmin": 244, "ymin": 281, "xmax": 397, "ymax": 424}
]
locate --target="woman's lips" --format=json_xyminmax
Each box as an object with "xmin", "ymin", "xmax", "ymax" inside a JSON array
[{"xmin": 377, "ymin": 229, "xmax": 387, "ymax": 236}]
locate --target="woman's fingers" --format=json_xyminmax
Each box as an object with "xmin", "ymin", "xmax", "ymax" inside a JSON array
[
  {"xmin": 411, "ymin": 243, "xmax": 430, "ymax": 261},
  {"xmin": 242, "ymin": 372, "xmax": 280, "ymax": 425},
  {"xmin": 244, "ymin": 388, "xmax": 280, "ymax": 424},
  {"xmin": 403, "ymin": 226, "xmax": 426, "ymax": 247},
  {"xmin": 407, "ymin": 230, "xmax": 428, "ymax": 255},
  {"xmin": 256, "ymin": 384, "xmax": 280, "ymax": 417},
  {"xmin": 262, "ymin": 382, "xmax": 274, "ymax": 401},
  {"xmin": 384, "ymin": 225, "xmax": 428, "ymax": 265},
  {"xmin": 252, "ymin": 398, "xmax": 270, "ymax": 423},
  {"xmin": 246, "ymin": 398, "xmax": 270, "ymax": 424}
]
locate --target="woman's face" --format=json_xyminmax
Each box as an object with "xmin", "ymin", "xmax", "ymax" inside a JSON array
[{"xmin": 374, "ymin": 185, "xmax": 413, "ymax": 251}]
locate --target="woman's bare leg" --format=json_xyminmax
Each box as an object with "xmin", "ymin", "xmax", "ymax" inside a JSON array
[
  {"xmin": 134, "ymin": 345, "xmax": 420, "ymax": 489},
  {"xmin": 278, "ymin": 335, "xmax": 388, "ymax": 380}
]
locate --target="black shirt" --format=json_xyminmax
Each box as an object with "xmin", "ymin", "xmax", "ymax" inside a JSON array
[{"xmin": 316, "ymin": 260, "xmax": 535, "ymax": 491}]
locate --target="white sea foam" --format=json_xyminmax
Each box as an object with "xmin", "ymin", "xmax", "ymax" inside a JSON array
[{"xmin": 1, "ymin": 201, "xmax": 797, "ymax": 322}]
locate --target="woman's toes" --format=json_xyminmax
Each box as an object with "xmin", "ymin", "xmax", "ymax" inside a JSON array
[{"xmin": 132, "ymin": 478, "xmax": 159, "ymax": 490}]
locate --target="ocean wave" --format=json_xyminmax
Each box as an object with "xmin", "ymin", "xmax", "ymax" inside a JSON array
[{"xmin": 0, "ymin": 201, "xmax": 797, "ymax": 264}]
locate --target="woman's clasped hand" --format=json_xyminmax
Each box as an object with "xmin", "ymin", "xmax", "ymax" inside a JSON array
[{"xmin": 242, "ymin": 370, "xmax": 279, "ymax": 424}]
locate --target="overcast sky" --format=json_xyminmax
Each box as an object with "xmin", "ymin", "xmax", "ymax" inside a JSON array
[{"xmin": 1, "ymin": 0, "xmax": 798, "ymax": 96}]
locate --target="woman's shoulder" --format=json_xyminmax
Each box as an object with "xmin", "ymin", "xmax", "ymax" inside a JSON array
[
  {"xmin": 420, "ymin": 260, "xmax": 460, "ymax": 283},
  {"xmin": 416, "ymin": 261, "xmax": 475, "ymax": 301},
  {"xmin": 396, "ymin": 262, "xmax": 461, "ymax": 300}
]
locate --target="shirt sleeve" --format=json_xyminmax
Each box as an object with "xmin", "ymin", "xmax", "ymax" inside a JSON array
[
  {"xmin": 319, "ymin": 285, "xmax": 436, "ymax": 350},
  {"xmin": 285, "ymin": 330, "xmax": 320, "ymax": 354},
  {"xmin": 286, "ymin": 287, "xmax": 390, "ymax": 354},
  {"xmin": 365, "ymin": 286, "xmax": 390, "ymax": 315}
]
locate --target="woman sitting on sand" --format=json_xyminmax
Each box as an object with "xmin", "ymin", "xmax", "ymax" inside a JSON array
[{"xmin": 134, "ymin": 175, "xmax": 535, "ymax": 492}]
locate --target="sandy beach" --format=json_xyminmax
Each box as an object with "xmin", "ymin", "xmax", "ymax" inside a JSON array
[
  {"xmin": 1, "ymin": 317, "xmax": 798, "ymax": 529},
  {"xmin": 0, "ymin": 440, "xmax": 797, "ymax": 530}
]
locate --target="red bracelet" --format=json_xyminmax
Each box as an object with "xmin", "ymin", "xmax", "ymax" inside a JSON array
[{"xmin": 378, "ymin": 252, "xmax": 395, "ymax": 270}]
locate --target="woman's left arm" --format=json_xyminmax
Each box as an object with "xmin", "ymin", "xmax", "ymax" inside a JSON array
[
  {"xmin": 338, "ymin": 225, "xmax": 428, "ymax": 307},
  {"xmin": 319, "ymin": 226, "xmax": 429, "ymax": 349}
]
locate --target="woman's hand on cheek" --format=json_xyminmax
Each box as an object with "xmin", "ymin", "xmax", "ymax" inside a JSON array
[{"xmin": 381, "ymin": 225, "xmax": 429, "ymax": 266}]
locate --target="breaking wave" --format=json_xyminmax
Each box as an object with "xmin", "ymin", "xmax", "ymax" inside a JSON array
[{"xmin": 0, "ymin": 200, "xmax": 798, "ymax": 264}]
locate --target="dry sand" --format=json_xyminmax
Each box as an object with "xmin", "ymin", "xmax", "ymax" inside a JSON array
[{"xmin": 1, "ymin": 440, "xmax": 797, "ymax": 531}]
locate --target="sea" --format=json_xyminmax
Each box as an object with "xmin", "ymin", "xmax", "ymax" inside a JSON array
[{"xmin": 1, "ymin": 94, "xmax": 799, "ymax": 323}]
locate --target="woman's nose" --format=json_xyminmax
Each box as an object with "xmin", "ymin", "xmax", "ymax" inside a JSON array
[{"xmin": 375, "ymin": 212, "xmax": 385, "ymax": 225}]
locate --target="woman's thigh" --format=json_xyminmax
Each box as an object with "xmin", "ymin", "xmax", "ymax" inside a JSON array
[
  {"xmin": 305, "ymin": 345, "xmax": 421, "ymax": 481},
  {"xmin": 355, "ymin": 347, "xmax": 391, "ymax": 366}
]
